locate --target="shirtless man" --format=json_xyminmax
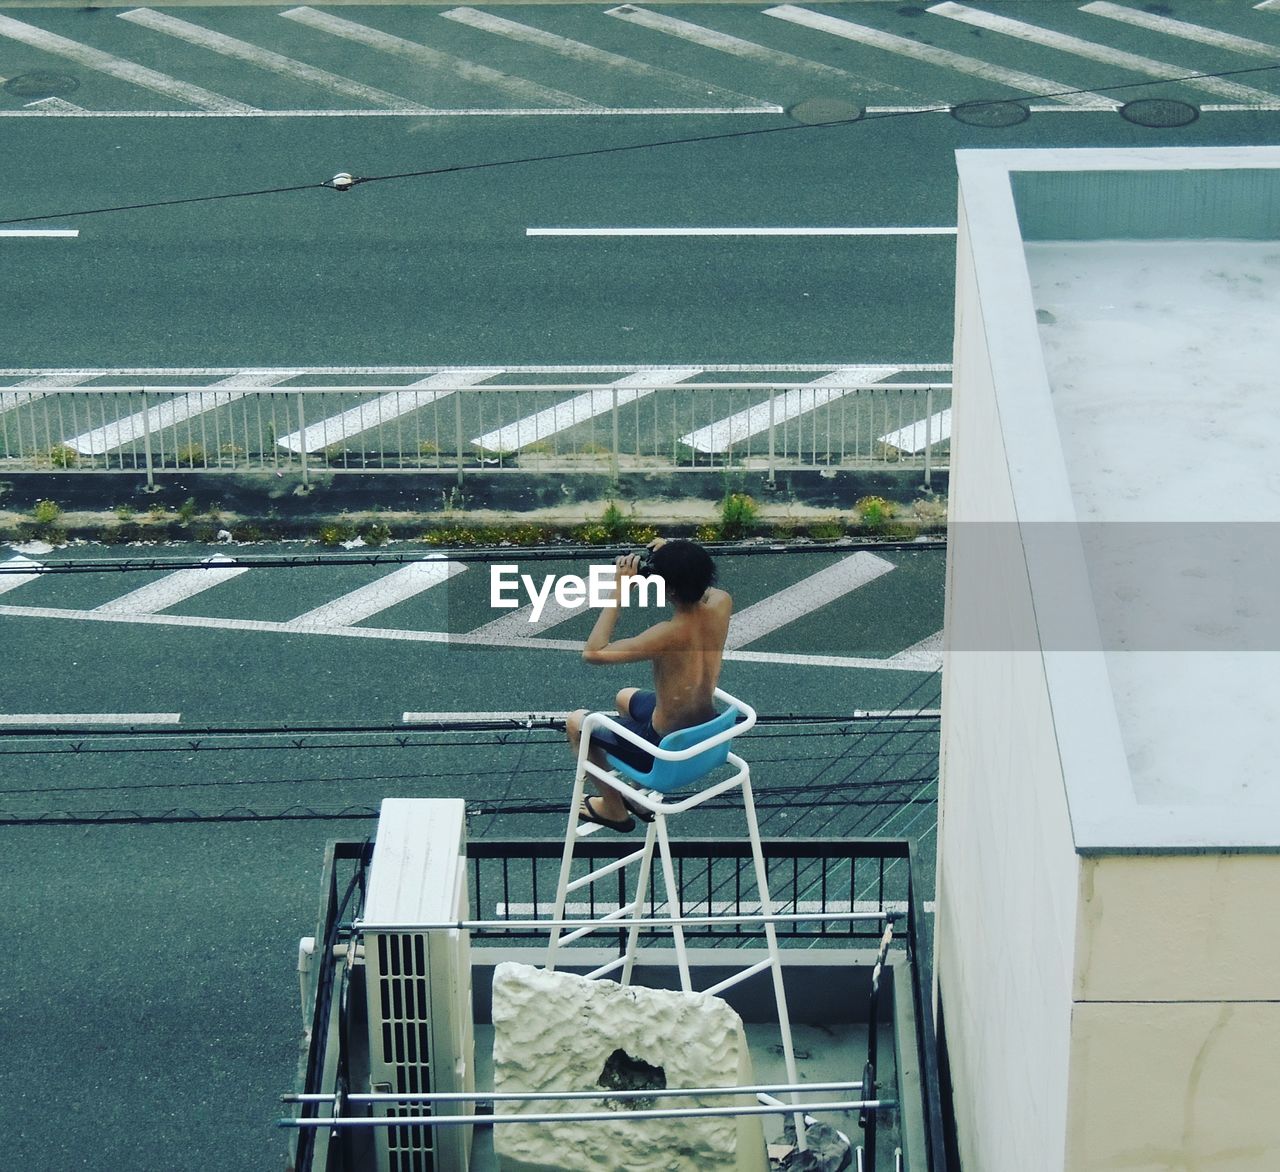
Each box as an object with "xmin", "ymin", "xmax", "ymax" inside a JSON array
[{"xmin": 566, "ymin": 537, "xmax": 732, "ymax": 832}]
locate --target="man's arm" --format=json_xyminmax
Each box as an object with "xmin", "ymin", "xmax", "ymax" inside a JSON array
[{"xmin": 582, "ymin": 554, "xmax": 672, "ymax": 665}]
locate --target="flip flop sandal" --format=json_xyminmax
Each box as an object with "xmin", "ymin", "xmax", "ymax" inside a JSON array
[
  {"xmin": 623, "ymin": 796, "xmax": 656, "ymax": 824},
  {"xmin": 578, "ymin": 795, "xmax": 636, "ymax": 834}
]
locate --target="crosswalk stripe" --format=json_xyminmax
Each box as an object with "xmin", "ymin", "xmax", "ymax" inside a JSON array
[
  {"xmin": 280, "ymin": 7, "xmax": 600, "ymax": 109},
  {"xmin": 64, "ymin": 370, "xmax": 300, "ymax": 456},
  {"xmin": 287, "ymin": 557, "xmax": 464, "ymax": 628},
  {"xmin": 0, "ymin": 13, "xmax": 255, "ymax": 113},
  {"xmin": 879, "ymin": 408, "xmax": 951, "ymax": 454},
  {"xmin": 441, "ymin": 7, "xmax": 780, "ymax": 110},
  {"xmin": 93, "ymin": 555, "xmax": 247, "ymax": 615},
  {"xmin": 725, "ymin": 551, "xmax": 896, "ymax": 650},
  {"xmin": 471, "ymin": 368, "xmax": 702, "ymax": 453},
  {"xmin": 1081, "ymin": 1, "xmax": 1280, "ymax": 59},
  {"xmin": 604, "ymin": 4, "xmax": 912, "ymax": 99},
  {"xmin": 0, "ymin": 555, "xmax": 44, "ymax": 597},
  {"xmin": 2, "ymin": 374, "xmax": 94, "ymax": 417},
  {"xmin": 764, "ymin": 5, "xmax": 1116, "ymax": 108},
  {"xmin": 680, "ymin": 366, "xmax": 899, "ymax": 454},
  {"xmin": 276, "ymin": 369, "xmax": 503, "ymax": 454},
  {"xmin": 118, "ymin": 9, "xmax": 430, "ymax": 111},
  {"xmin": 928, "ymin": 2, "xmax": 1279, "ymax": 103}
]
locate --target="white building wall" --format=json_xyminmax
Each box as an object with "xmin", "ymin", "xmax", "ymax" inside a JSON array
[{"xmin": 935, "ymin": 191, "xmax": 1079, "ymax": 1172}]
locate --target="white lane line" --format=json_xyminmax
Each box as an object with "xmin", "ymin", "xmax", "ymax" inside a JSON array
[
  {"xmin": 64, "ymin": 369, "xmax": 300, "ymax": 456},
  {"xmin": 1082, "ymin": 1, "xmax": 1280, "ymax": 58},
  {"xmin": 879, "ymin": 408, "xmax": 951, "ymax": 454},
  {"xmin": 0, "ymin": 712, "xmax": 182, "ymax": 725},
  {"xmin": 724, "ymin": 552, "xmax": 896, "ymax": 650},
  {"xmin": 4, "ymin": 363, "xmax": 950, "ymax": 377},
  {"xmin": 93, "ymin": 555, "xmax": 247, "ymax": 615},
  {"xmin": 0, "ymin": 13, "xmax": 254, "ymax": 112},
  {"xmin": 1, "ymin": 373, "xmax": 94, "ymax": 416},
  {"xmin": 118, "ymin": 8, "xmax": 430, "ymax": 111},
  {"xmin": 287, "ymin": 557, "xmax": 464, "ymax": 629},
  {"xmin": 0, "ymin": 229, "xmax": 78, "ymax": 237},
  {"xmin": 764, "ymin": 5, "xmax": 1116, "ymax": 108},
  {"xmin": 681, "ymin": 366, "xmax": 899, "ymax": 454},
  {"xmin": 0, "ymin": 603, "xmax": 934, "ymax": 670},
  {"xmin": 927, "ymin": 2, "xmax": 1279, "ymax": 103},
  {"xmin": 441, "ymin": 7, "xmax": 781, "ymax": 110},
  {"xmin": 604, "ymin": 4, "xmax": 912, "ymax": 99},
  {"xmin": 276, "ymin": 369, "xmax": 502, "ymax": 454},
  {"xmin": 527, "ymin": 226, "xmax": 957, "ymax": 236},
  {"xmin": 0, "ymin": 106, "xmax": 780, "ymax": 118},
  {"xmin": 0, "ymin": 555, "xmax": 44, "ymax": 596},
  {"xmin": 281, "ymin": 7, "xmax": 600, "ymax": 110},
  {"xmin": 885, "ymin": 629, "xmax": 944, "ymax": 673},
  {"xmin": 472, "ymin": 368, "xmax": 701, "ymax": 453}
]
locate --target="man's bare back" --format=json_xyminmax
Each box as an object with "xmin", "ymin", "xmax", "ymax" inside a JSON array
[{"xmin": 644, "ymin": 586, "xmax": 731, "ymax": 736}]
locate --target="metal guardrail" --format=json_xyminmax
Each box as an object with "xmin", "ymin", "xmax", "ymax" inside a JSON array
[{"xmin": 0, "ymin": 382, "xmax": 951, "ymax": 485}]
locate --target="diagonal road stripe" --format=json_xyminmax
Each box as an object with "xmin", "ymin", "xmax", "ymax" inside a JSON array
[
  {"xmin": 928, "ymin": 2, "xmax": 1280, "ymax": 103},
  {"xmin": 1081, "ymin": 2, "xmax": 1280, "ymax": 59},
  {"xmin": 604, "ymin": 4, "xmax": 913, "ymax": 99},
  {"xmin": 724, "ymin": 552, "xmax": 896, "ymax": 650},
  {"xmin": 0, "ymin": 555, "xmax": 44, "ymax": 597},
  {"xmin": 2, "ymin": 374, "xmax": 94, "ymax": 417},
  {"xmin": 277, "ymin": 369, "xmax": 503, "ymax": 454},
  {"xmin": 763, "ymin": 5, "xmax": 1117, "ymax": 107},
  {"xmin": 885, "ymin": 629, "xmax": 943, "ymax": 672},
  {"xmin": 472, "ymin": 368, "xmax": 701, "ymax": 453},
  {"xmin": 441, "ymin": 7, "xmax": 781, "ymax": 109},
  {"xmin": 287, "ymin": 557, "xmax": 464, "ymax": 629},
  {"xmin": 879, "ymin": 408, "xmax": 951, "ymax": 455},
  {"xmin": 281, "ymin": 7, "xmax": 600, "ymax": 109},
  {"xmin": 93, "ymin": 555, "xmax": 247, "ymax": 615},
  {"xmin": 0, "ymin": 13, "xmax": 254, "ymax": 112},
  {"xmin": 64, "ymin": 370, "xmax": 300, "ymax": 456},
  {"xmin": 118, "ymin": 8, "xmax": 431, "ymax": 111},
  {"xmin": 681, "ymin": 366, "xmax": 899, "ymax": 454}
]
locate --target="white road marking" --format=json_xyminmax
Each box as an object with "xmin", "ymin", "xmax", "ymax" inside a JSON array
[
  {"xmin": 879, "ymin": 408, "xmax": 951, "ymax": 454},
  {"xmin": 281, "ymin": 7, "xmax": 599, "ymax": 109},
  {"xmin": 1255, "ymin": 1, "xmax": 1280, "ymax": 11},
  {"xmin": 64, "ymin": 369, "xmax": 300, "ymax": 456},
  {"xmin": 0, "ymin": 229, "xmax": 78, "ymax": 237},
  {"xmin": 681, "ymin": 366, "xmax": 899, "ymax": 454},
  {"xmin": 1, "ymin": 373, "xmax": 94, "ymax": 417},
  {"xmin": 0, "ymin": 555, "xmax": 44, "ymax": 596},
  {"xmin": 1082, "ymin": 1, "xmax": 1280, "ymax": 58},
  {"xmin": 471, "ymin": 368, "xmax": 701, "ymax": 453},
  {"xmin": 466, "ymin": 594, "xmax": 587, "ymax": 642},
  {"xmin": 527, "ymin": 226, "xmax": 957, "ymax": 236},
  {"xmin": 604, "ymin": 4, "xmax": 912, "ymax": 98},
  {"xmin": 724, "ymin": 552, "xmax": 896, "ymax": 650},
  {"xmin": 0, "ymin": 712, "xmax": 182, "ymax": 725},
  {"xmin": 118, "ymin": 8, "xmax": 430, "ymax": 111},
  {"xmin": 441, "ymin": 7, "xmax": 781, "ymax": 110},
  {"xmin": 866, "ymin": 103, "xmax": 1280, "ymax": 113},
  {"xmin": 0, "ymin": 603, "xmax": 937, "ymax": 671},
  {"xmin": 276, "ymin": 369, "xmax": 502, "ymax": 454},
  {"xmin": 0, "ymin": 13, "xmax": 254, "ymax": 112},
  {"xmin": 764, "ymin": 5, "xmax": 1116, "ymax": 107},
  {"xmin": 24, "ymin": 96, "xmax": 86, "ymax": 112},
  {"xmin": 1, "ymin": 363, "xmax": 952, "ymax": 378},
  {"xmin": 0, "ymin": 106, "xmax": 783, "ymax": 118},
  {"xmin": 93, "ymin": 555, "xmax": 247, "ymax": 615},
  {"xmin": 927, "ymin": 2, "xmax": 1280, "ymax": 103},
  {"xmin": 885, "ymin": 629, "xmax": 944, "ymax": 673},
  {"xmin": 287, "ymin": 558, "xmax": 464, "ymax": 628}
]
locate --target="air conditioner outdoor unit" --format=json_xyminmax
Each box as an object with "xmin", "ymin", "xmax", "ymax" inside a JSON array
[{"xmin": 363, "ymin": 798, "xmax": 474, "ymax": 1172}]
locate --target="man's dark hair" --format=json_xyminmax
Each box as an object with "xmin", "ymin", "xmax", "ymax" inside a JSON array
[{"xmin": 649, "ymin": 540, "xmax": 716, "ymax": 606}]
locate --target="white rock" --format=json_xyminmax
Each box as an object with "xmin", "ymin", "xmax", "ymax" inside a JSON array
[{"xmin": 491, "ymin": 962, "xmax": 766, "ymax": 1172}]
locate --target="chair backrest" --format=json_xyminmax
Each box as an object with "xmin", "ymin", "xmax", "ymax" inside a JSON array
[{"xmin": 604, "ymin": 705, "xmax": 743, "ymax": 794}]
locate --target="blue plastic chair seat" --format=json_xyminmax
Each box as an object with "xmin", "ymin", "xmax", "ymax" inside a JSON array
[{"xmin": 602, "ymin": 706, "xmax": 741, "ymax": 794}]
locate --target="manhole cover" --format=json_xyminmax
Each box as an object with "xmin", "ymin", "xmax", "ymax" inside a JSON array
[
  {"xmin": 3, "ymin": 71, "xmax": 81, "ymax": 99},
  {"xmin": 788, "ymin": 97, "xmax": 864, "ymax": 125},
  {"xmin": 950, "ymin": 100, "xmax": 1030, "ymax": 128},
  {"xmin": 1119, "ymin": 98, "xmax": 1199, "ymax": 128}
]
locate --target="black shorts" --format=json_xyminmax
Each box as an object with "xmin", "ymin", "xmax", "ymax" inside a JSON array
[{"xmin": 591, "ymin": 689, "xmax": 663, "ymax": 775}]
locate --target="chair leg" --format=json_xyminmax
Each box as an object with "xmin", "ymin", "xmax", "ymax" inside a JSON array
[
  {"xmin": 653, "ymin": 813, "xmax": 692, "ymax": 994},
  {"xmin": 546, "ymin": 762, "xmax": 589, "ymax": 973},
  {"xmin": 619, "ymin": 819, "xmax": 658, "ymax": 987}
]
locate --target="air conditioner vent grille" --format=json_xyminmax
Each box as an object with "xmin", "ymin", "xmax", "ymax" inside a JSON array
[{"xmin": 376, "ymin": 932, "xmax": 435, "ymax": 1170}]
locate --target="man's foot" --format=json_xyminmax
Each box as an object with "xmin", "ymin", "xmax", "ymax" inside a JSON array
[
  {"xmin": 578, "ymin": 795, "xmax": 635, "ymax": 834},
  {"xmin": 622, "ymin": 796, "xmax": 656, "ymax": 824}
]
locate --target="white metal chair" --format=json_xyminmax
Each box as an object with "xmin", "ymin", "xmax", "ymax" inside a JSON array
[{"xmin": 545, "ymin": 688, "xmax": 803, "ymax": 1140}]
